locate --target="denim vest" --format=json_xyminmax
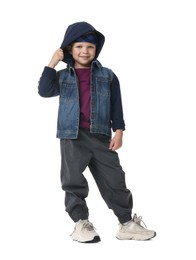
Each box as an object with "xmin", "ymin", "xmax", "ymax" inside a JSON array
[{"xmin": 57, "ymin": 60, "xmax": 113, "ymax": 139}]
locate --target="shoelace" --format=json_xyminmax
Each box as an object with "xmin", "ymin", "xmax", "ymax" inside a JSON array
[
  {"xmin": 133, "ymin": 214, "xmax": 147, "ymax": 228},
  {"xmin": 82, "ymin": 221, "xmax": 96, "ymax": 231},
  {"xmin": 70, "ymin": 220, "xmax": 95, "ymax": 236}
]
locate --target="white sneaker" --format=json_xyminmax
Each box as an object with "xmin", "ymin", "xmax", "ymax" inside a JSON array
[
  {"xmin": 70, "ymin": 219, "xmax": 100, "ymax": 243},
  {"xmin": 116, "ymin": 214, "xmax": 156, "ymax": 241}
]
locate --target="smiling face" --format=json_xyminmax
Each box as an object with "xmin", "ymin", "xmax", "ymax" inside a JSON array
[{"xmin": 70, "ymin": 42, "xmax": 96, "ymax": 68}]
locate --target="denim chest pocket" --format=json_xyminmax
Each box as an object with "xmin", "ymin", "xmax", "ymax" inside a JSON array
[
  {"xmin": 60, "ymin": 82, "xmax": 78, "ymax": 101},
  {"xmin": 95, "ymin": 77, "xmax": 111, "ymax": 96}
]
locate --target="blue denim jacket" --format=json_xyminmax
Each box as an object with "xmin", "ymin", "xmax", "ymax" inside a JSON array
[{"xmin": 38, "ymin": 60, "xmax": 125, "ymax": 139}]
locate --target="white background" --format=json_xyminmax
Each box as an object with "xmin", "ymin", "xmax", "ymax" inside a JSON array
[{"xmin": 0, "ymin": 0, "xmax": 196, "ymax": 259}]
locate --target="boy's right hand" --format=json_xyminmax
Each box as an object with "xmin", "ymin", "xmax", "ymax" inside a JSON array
[{"xmin": 48, "ymin": 49, "xmax": 64, "ymax": 68}]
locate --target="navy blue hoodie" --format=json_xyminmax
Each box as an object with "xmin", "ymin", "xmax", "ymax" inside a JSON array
[{"xmin": 60, "ymin": 21, "xmax": 105, "ymax": 67}]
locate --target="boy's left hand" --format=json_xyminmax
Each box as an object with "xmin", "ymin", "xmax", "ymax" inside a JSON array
[{"xmin": 109, "ymin": 130, "xmax": 123, "ymax": 151}]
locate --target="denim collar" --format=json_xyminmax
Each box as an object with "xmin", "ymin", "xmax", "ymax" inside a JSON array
[{"xmin": 67, "ymin": 60, "xmax": 102, "ymax": 74}]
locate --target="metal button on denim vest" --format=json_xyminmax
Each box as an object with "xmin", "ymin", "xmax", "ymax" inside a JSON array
[{"xmin": 57, "ymin": 60, "xmax": 113, "ymax": 139}]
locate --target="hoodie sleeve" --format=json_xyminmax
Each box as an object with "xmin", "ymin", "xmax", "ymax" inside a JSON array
[
  {"xmin": 111, "ymin": 73, "xmax": 126, "ymax": 132},
  {"xmin": 38, "ymin": 67, "xmax": 60, "ymax": 97}
]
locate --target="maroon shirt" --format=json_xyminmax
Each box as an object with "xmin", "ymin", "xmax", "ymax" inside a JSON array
[{"xmin": 75, "ymin": 68, "xmax": 91, "ymax": 128}]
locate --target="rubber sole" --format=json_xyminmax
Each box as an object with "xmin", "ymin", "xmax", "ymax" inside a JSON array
[
  {"xmin": 76, "ymin": 235, "xmax": 101, "ymax": 243},
  {"xmin": 116, "ymin": 231, "xmax": 157, "ymax": 241}
]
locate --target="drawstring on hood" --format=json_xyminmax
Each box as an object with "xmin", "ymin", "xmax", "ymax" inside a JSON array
[{"xmin": 60, "ymin": 21, "xmax": 105, "ymax": 67}]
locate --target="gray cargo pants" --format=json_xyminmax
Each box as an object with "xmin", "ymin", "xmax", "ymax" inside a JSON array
[{"xmin": 60, "ymin": 128, "xmax": 133, "ymax": 224}]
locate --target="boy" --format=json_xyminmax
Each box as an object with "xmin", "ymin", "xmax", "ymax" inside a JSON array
[{"xmin": 38, "ymin": 21, "xmax": 156, "ymax": 243}]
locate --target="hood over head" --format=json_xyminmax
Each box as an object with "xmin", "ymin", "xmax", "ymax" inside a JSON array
[{"xmin": 60, "ymin": 21, "xmax": 105, "ymax": 66}]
